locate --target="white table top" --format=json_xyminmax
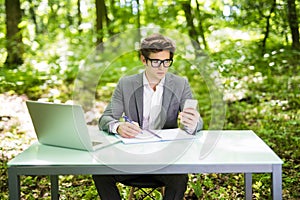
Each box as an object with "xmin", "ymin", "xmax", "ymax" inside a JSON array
[{"xmin": 8, "ymin": 130, "xmax": 282, "ymax": 169}]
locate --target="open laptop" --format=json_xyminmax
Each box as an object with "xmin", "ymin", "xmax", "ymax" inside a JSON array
[{"xmin": 26, "ymin": 101, "xmax": 120, "ymax": 151}]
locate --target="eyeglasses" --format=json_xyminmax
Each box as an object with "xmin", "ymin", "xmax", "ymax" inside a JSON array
[{"xmin": 145, "ymin": 57, "xmax": 173, "ymax": 68}]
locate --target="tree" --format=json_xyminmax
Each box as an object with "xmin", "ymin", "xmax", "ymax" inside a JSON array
[
  {"xmin": 28, "ymin": 0, "xmax": 40, "ymax": 34},
  {"xmin": 95, "ymin": 0, "xmax": 111, "ymax": 48},
  {"xmin": 136, "ymin": 0, "xmax": 141, "ymax": 42},
  {"xmin": 181, "ymin": 1, "xmax": 201, "ymax": 53},
  {"xmin": 195, "ymin": 0, "xmax": 208, "ymax": 50},
  {"xmin": 95, "ymin": 0, "xmax": 104, "ymax": 48},
  {"xmin": 77, "ymin": 0, "xmax": 82, "ymax": 30},
  {"xmin": 261, "ymin": 0, "xmax": 277, "ymax": 55},
  {"xmin": 287, "ymin": 0, "xmax": 300, "ymax": 50},
  {"xmin": 4, "ymin": 0, "xmax": 23, "ymax": 67}
]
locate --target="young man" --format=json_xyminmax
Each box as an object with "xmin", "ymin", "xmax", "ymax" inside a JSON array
[{"xmin": 93, "ymin": 34, "xmax": 203, "ymax": 200}]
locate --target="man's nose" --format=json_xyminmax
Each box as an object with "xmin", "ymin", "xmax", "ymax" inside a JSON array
[{"xmin": 158, "ymin": 62, "xmax": 164, "ymax": 69}]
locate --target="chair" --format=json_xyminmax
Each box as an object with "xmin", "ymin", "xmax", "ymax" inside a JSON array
[{"xmin": 121, "ymin": 176, "xmax": 165, "ymax": 200}]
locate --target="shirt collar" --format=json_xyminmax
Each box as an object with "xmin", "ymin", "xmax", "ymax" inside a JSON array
[{"xmin": 143, "ymin": 72, "xmax": 165, "ymax": 87}]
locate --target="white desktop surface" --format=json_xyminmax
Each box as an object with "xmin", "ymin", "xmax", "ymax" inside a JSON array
[{"xmin": 8, "ymin": 130, "xmax": 282, "ymax": 167}]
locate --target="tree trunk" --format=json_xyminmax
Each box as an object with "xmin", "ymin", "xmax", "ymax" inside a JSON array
[
  {"xmin": 195, "ymin": 0, "xmax": 208, "ymax": 50},
  {"xmin": 136, "ymin": 0, "xmax": 141, "ymax": 43},
  {"xmin": 28, "ymin": 0, "xmax": 39, "ymax": 34},
  {"xmin": 103, "ymin": 0, "xmax": 113, "ymax": 36},
  {"xmin": 95, "ymin": 0, "xmax": 104, "ymax": 49},
  {"xmin": 182, "ymin": 1, "xmax": 202, "ymax": 54},
  {"xmin": 78, "ymin": 0, "xmax": 82, "ymax": 26},
  {"xmin": 287, "ymin": 0, "xmax": 300, "ymax": 50},
  {"xmin": 66, "ymin": 0, "xmax": 73, "ymax": 26},
  {"xmin": 261, "ymin": 0, "xmax": 276, "ymax": 55},
  {"xmin": 4, "ymin": 0, "xmax": 23, "ymax": 68}
]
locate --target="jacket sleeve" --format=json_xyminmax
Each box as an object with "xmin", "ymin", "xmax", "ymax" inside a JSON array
[{"xmin": 98, "ymin": 78, "xmax": 125, "ymax": 133}]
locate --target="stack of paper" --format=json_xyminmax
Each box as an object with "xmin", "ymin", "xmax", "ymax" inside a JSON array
[{"xmin": 117, "ymin": 128, "xmax": 196, "ymax": 144}]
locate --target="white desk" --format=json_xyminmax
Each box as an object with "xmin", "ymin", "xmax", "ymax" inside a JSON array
[{"xmin": 8, "ymin": 130, "xmax": 283, "ymax": 199}]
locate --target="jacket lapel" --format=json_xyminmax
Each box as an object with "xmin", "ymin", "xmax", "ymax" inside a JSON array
[
  {"xmin": 133, "ymin": 73, "xmax": 144, "ymax": 126},
  {"xmin": 161, "ymin": 73, "xmax": 174, "ymax": 126}
]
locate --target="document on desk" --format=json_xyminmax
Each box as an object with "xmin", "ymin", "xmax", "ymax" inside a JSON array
[{"xmin": 117, "ymin": 128, "xmax": 196, "ymax": 144}]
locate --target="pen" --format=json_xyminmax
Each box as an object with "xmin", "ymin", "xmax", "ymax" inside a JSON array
[
  {"xmin": 123, "ymin": 115, "xmax": 133, "ymax": 123},
  {"xmin": 145, "ymin": 129, "xmax": 162, "ymax": 139}
]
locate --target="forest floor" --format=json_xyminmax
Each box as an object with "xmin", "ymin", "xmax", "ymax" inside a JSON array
[{"xmin": 1, "ymin": 88, "xmax": 299, "ymax": 199}]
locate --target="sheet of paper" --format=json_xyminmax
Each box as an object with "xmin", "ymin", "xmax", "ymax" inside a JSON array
[
  {"xmin": 117, "ymin": 128, "xmax": 196, "ymax": 144},
  {"xmin": 155, "ymin": 128, "xmax": 196, "ymax": 141}
]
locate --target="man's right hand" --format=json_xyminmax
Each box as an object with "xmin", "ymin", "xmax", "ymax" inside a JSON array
[{"xmin": 116, "ymin": 122, "xmax": 142, "ymax": 138}]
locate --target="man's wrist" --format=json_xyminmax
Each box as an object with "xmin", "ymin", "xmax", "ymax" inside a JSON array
[
  {"xmin": 110, "ymin": 121, "xmax": 120, "ymax": 134},
  {"xmin": 184, "ymin": 124, "xmax": 197, "ymax": 135}
]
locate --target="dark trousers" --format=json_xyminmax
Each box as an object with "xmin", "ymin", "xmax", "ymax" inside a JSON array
[{"xmin": 93, "ymin": 174, "xmax": 188, "ymax": 200}]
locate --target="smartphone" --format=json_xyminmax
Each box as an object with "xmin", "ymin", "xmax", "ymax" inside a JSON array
[
  {"xmin": 180, "ymin": 99, "xmax": 198, "ymax": 130},
  {"xmin": 183, "ymin": 99, "xmax": 198, "ymax": 110}
]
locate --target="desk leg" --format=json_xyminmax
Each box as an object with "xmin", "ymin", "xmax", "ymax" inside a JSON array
[
  {"xmin": 50, "ymin": 175, "xmax": 59, "ymax": 200},
  {"xmin": 272, "ymin": 164, "xmax": 282, "ymax": 200},
  {"xmin": 8, "ymin": 168, "xmax": 20, "ymax": 200},
  {"xmin": 244, "ymin": 173, "xmax": 252, "ymax": 200}
]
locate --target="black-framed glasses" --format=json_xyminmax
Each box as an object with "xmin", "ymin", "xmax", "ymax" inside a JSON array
[{"xmin": 145, "ymin": 57, "xmax": 173, "ymax": 68}]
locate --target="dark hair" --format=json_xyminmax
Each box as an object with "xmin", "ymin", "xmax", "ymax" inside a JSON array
[{"xmin": 140, "ymin": 34, "xmax": 176, "ymax": 59}]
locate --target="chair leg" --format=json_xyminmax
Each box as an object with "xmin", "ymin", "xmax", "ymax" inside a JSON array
[
  {"xmin": 128, "ymin": 187, "xmax": 135, "ymax": 200},
  {"xmin": 160, "ymin": 186, "xmax": 165, "ymax": 197},
  {"xmin": 140, "ymin": 188, "xmax": 157, "ymax": 200},
  {"xmin": 128, "ymin": 186, "xmax": 165, "ymax": 200}
]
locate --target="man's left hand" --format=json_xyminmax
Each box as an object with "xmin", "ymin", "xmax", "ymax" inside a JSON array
[{"xmin": 179, "ymin": 108, "xmax": 200, "ymax": 131}]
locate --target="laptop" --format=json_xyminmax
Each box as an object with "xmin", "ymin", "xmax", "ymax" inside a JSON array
[{"xmin": 26, "ymin": 100, "xmax": 120, "ymax": 151}]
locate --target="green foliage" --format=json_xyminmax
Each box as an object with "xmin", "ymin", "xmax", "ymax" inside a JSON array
[
  {"xmin": 0, "ymin": 66, "xmax": 45, "ymax": 99},
  {"xmin": 189, "ymin": 174, "xmax": 245, "ymax": 199},
  {"xmin": 0, "ymin": 155, "xmax": 8, "ymax": 200}
]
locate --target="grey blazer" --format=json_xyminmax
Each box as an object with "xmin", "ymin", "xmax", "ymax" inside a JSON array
[{"xmin": 99, "ymin": 72, "xmax": 203, "ymax": 134}]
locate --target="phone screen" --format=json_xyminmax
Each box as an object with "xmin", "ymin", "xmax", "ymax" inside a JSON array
[{"xmin": 183, "ymin": 99, "xmax": 198, "ymax": 109}]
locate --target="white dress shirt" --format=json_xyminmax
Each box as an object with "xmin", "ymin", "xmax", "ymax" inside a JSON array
[
  {"xmin": 142, "ymin": 72, "xmax": 165, "ymax": 130},
  {"xmin": 110, "ymin": 72, "xmax": 165, "ymax": 133}
]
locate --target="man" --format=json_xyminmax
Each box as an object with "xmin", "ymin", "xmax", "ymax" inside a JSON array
[{"xmin": 93, "ymin": 34, "xmax": 203, "ymax": 200}]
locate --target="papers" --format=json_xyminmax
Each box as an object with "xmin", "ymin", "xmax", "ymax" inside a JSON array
[{"xmin": 117, "ymin": 128, "xmax": 197, "ymax": 144}]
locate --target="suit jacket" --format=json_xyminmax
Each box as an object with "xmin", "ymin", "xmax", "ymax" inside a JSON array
[{"xmin": 99, "ymin": 72, "xmax": 203, "ymax": 134}]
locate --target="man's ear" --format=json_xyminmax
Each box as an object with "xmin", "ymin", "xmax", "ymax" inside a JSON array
[{"xmin": 140, "ymin": 55, "xmax": 147, "ymax": 65}]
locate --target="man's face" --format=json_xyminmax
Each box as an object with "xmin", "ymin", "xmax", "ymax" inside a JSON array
[{"xmin": 141, "ymin": 50, "xmax": 171, "ymax": 83}]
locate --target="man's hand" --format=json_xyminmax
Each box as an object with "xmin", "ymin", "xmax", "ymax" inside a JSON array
[
  {"xmin": 179, "ymin": 108, "xmax": 200, "ymax": 131},
  {"xmin": 116, "ymin": 122, "xmax": 142, "ymax": 138}
]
